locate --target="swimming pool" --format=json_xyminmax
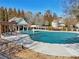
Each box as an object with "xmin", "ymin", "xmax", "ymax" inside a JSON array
[{"xmin": 21, "ymin": 31, "xmax": 79, "ymax": 44}]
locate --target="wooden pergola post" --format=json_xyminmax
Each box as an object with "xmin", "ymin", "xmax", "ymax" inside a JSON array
[{"xmin": 13, "ymin": 24, "xmax": 17, "ymax": 34}]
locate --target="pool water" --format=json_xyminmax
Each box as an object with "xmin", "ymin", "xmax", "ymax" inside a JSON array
[{"xmin": 21, "ymin": 31, "xmax": 79, "ymax": 44}]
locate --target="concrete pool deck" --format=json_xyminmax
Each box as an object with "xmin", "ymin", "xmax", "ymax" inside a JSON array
[
  {"xmin": 2, "ymin": 31, "xmax": 79, "ymax": 57},
  {"xmin": 29, "ymin": 42, "xmax": 79, "ymax": 56}
]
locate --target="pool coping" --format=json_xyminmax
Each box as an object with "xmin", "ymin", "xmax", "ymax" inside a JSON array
[{"xmin": 33, "ymin": 29, "xmax": 79, "ymax": 33}]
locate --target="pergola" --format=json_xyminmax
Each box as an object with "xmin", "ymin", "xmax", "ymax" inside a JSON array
[{"xmin": 0, "ymin": 21, "xmax": 17, "ymax": 38}]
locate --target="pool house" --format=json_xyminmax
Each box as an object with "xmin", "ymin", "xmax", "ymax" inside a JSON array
[
  {"xmin": 9, "ymin": 17, "xmax": 28, "ymax": 31},
  {"xmin": 51, "ymin": 20, "xmax": 65, "ymax": 30}
]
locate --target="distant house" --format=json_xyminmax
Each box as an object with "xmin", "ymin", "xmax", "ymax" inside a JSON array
[
  {"xmin": 51, "ymin": 20, "xmax": 59, "ymax": 28},
  {"xmin": 58, "ymin": 19, "xmax": 65, "ymax": 27},
  {"xmin": 51, "ymin": 18, "xmax": 65, "ymax": 30},
  {"xmin": 52, "ymin": 19, "xmax": 65, "ymax": 27},
  {"xmin": 75, "ymin": 22, "xmax": 79, "ymax": 28}
]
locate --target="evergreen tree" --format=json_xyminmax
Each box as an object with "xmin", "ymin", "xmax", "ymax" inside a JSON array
[
  {"xmin": 13, "ymin": 8, "xmax": 17, "ymax": 17},
  {"xmin": 21, "ymin": 10, "xmax": 25, "ymax": 18},
  {"xmin": 4, "ymin": 8, "xmax": 8, "ymax": 21},
  {"xmin": 0, "ymin": 7, "xmax": 5, "ymax": 21},
  {"xmin": 17, "ymin": 9, "xmax": 21, "ymax": 17},
  {"xmin": 8, "ymin": 8, "xmax": 13, "ymax": 19}
]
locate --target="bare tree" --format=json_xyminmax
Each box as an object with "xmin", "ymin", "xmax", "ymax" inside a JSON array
[
  {"xmin": 24, "ymin": 11, "xmax": 33, "ymax": 24},
  {"xmin": 62, "ymin": 0, "xmax": 79, "ymax": 20},
  {"xmin": 44, "ymin": 10, "xmax": 53, "ymax": 26}
]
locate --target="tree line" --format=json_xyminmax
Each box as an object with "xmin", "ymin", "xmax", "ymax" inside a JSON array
[
  {"xmin": 25, "ymin": 10, "xmax": 58, "ymax": 26},
  {"xmin": 0, "ymin": 7, "xmax": 25, "ymax": 21},
  {"xmin": 0, "ymin": 7, "xmax": 58, "ymax": 26}
]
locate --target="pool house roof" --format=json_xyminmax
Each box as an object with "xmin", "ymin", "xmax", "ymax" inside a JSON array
[{"xmin": 9, "ymin": 17, "xmax": 27, "ymax": 25}]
